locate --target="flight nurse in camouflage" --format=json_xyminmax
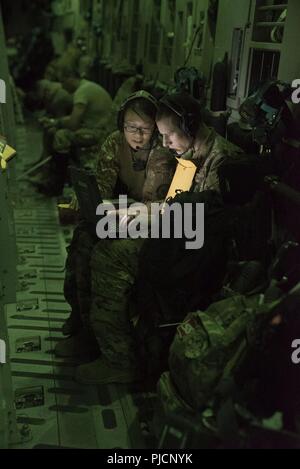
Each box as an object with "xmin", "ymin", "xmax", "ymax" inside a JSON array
[
  {"xmin": 75, "ymin": 92, "xmax": 243, "ymax": 385},
  {"xmin": 56, "ymin": 91, "xmax": 176, "ymax": 360}
]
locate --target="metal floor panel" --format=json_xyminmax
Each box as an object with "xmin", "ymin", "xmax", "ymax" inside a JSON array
[{"xmin": 6, "ymin": 123, "xmax": 152, "ymax": 449}]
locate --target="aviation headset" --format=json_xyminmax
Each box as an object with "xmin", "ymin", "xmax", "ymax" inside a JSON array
[
  {"xmin": 174, "ymin": 67, "xmax": 206, "ymax": 104},
  {"xmin": 117, "ymin": 90, "xmax": 158, "ymax": 131},
  {"xmin": 117, "ymin": 90, "xmax": 158, "ymax": 171},
  {"xmin": 239, "ymin": 80, "xmax": 293, "ymax": 145},
  {"xmin": 158, "ymin": 93, "xmax": 201, "ymax": 138}
]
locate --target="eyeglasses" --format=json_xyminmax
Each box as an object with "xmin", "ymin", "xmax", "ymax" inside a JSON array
[{"xmin": 124, "ymin": 124, "xmax": 154, "ymax": 135}]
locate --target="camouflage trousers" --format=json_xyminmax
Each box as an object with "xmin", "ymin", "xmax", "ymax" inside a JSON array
[
  {"xmin": 64, "ymin": 221, "xmax": 98, "ymax": 326},
  {"xmin": 90, "ymin": 238, "xmax": 145, "ymax": 369},
  {"xmin": 38, "ymin": 127, "xmax": 109, "ymax": 186},
  {"xmin": 52, "ymin": 127, "xmax": 106, "ymax": 155}
]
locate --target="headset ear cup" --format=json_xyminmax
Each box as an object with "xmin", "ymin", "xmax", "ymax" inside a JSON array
[
  {"xmin": 117, "ymin": 90, "xmax": 158, "ymax": 132},
  {"xmin": 182, "ymin": 113, "xmax": 196, "ymax": 138},
  {"xmin": 117, "ymin": 109, "xmax": 124, "ymax": 132},
  {"xmin": 189, "ymin": 114, "xmax": 197, "ymax": 138},
  {"xmin": 151, "ymin": 127, "xmax": 159, "ymax": 144},
  {"xmin": 181, "ymin": 118, "xmax": 189, "ymax": 137},
  {"xmin": 160, "ymin": 94, "xmax": 200, "ymax": 138}
]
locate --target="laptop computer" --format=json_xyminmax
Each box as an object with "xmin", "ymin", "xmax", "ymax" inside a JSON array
[
  {"xmin": 70, "ymin": 166, "xmax": 103, "ymax": 225},
  {"xmin": 70, "ymin": 166, "xmax": 136, "ymax": 228}
]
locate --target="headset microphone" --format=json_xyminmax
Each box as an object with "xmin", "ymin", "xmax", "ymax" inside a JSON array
[{"xmin": 131, "ymin": 146, "xmax": 151, "ymax": 171}]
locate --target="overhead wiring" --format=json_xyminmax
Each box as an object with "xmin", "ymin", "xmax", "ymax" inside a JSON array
[{"xmin": 184, "ymin": 26, "xmax": 202, "ymax": 67}]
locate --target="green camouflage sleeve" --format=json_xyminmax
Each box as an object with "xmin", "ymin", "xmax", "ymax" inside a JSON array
[
  {"xmin": 200, "ymin": 153, "xmax": 228, "ymax": 193},
  {"xmin": 95, "ymin": 131, "xmax": 120, "ymax": 198},
  {"xmin": 195, "ymin": 138, "xmax": 244, "ymax": 193}
]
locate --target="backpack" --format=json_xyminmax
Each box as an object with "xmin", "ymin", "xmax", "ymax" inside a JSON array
[
  {"xmin": 168, "ymin": 293, "xmax": 280, "ymax": 411},
  {"xmin": 154, "ymin": 244, "xmax": 300, "ymax": 447}
]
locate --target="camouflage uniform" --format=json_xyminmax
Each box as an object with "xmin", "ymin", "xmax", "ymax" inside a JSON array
[
  {"xmin": 90, "ymin": 238, "xmax": 144, "ymax": 368},
  {"xmin": 65, "ymin": 131, "xmax": 176, "ymax": 333},
  {"xmin": 89, "ymin": 128, "xmax": 243, "ymax": 369},
  {"xmin": 94, "ymin": 131, "xmax": 176, "ymax": 200},
  {"xmin": 181, "ymin": 127, "xmax": 244, "ymax": 193},
  {"xmin": 58, "ymin": 128, "xmax": 111, "ymax": 176},
  {"xmin": 35, "ymin": 128, "xmax": 107, "ymax": 191}
]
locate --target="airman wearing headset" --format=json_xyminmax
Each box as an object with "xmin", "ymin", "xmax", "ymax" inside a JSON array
[
  {"xmin": 57, "ymin": 91, "xmax": 176, "ymax": 363},
  {"xmin": 70, "ymin": 93, "xmax": 244, "ymax": 386},
  {"xmin": 156, "ymin": 92, "xmax": 244, "ymax": 193},
  {"xmin": 94, "ymin": 90, "xmax": 176, "ymax": 201}
]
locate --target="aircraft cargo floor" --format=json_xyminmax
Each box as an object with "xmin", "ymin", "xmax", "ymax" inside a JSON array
[{"xmin": 7, "ymin": 120, "xmax": 156, "ymax": 449}]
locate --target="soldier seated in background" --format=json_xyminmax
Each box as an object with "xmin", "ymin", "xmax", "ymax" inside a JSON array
[
  {"xmin": 30, "ymin": 64, "xmax": 113, "ymax": 196},
  {"xmin": 43, "ymin": 58, "xmax": 61, "ymax": 81},
  {"xmin": 36, "ymin": 79, "xmax": 73, "ymax": 118},
  {"xmin": 59, "ymin": 92, "xmax": 243, "ymax": 385},
  {"xmin": 42, "ymin": 32, "xmax": 82, "ymax": 82},
  {"xmin": 55, "ymin": 91, "xmax": 176, "ymax": 362},
  {"xmin": 27, "ymin": 79, "xmax": 73, "ymax": 167}
]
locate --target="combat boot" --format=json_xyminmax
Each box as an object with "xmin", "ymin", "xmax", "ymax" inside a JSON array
[
  {"xmin": 54, "ymin": 328, "xmax": 100, "ymax": 362},
  {"xmin": 75, "ymin": 357, "xmax": 140, "ymax": 385},
  {"xmin": 62, "ymin": 312, "xmax": 83, "ymax": 336},
  {"xmin": 27, "ymin": 161, "xmax": 52, "ymax": 186}
]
